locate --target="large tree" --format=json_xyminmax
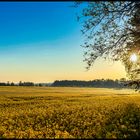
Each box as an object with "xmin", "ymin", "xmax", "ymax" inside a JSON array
[{"xmin": 76, "ymin": 1, "xmax": 140, "ymax": 90}]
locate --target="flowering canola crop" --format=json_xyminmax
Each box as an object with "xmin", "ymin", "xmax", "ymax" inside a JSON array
[{"xmin": 0, "ymin": 86, "xmax": 140, "ymax": 138}]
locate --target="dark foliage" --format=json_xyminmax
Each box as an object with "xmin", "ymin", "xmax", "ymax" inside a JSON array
[
  {"xmin": 52, "ymin": 79, "xmax": 128, "ymax": 89},
  {"xmin": 76, "ymin": 1, "xmax": 140, "ymax": 90}
]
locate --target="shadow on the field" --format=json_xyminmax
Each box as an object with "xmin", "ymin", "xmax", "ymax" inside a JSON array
[{"xmin": 104, "ymin": 103, "xmax": 140, "ymax": 139}]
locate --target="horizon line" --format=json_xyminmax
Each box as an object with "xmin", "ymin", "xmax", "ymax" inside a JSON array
[{"xmin": 0, "ymin": 78, "xmax": 128, "ymax": 84}]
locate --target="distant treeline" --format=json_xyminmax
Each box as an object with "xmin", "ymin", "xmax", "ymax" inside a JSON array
[
  {"xmin": 0, "ymin": 78, "xmax": 129, "ymax": 89},
  {"xmin": 0, "ymin": 81, "xmax": 48, "ymax": 87},
  {"xmin": 52, "ymin": 79, "xmax": 128, "ymax": 88}
]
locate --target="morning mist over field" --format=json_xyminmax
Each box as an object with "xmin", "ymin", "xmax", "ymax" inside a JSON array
[{"xmin": 0, "ymin": 2, "xmax": 126, "ymax": 83}]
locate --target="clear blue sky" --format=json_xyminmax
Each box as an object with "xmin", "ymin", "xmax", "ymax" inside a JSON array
[
  {"xmin": 0, "ymin": 2, "xmax": 126, "ymax": 83},
  {"xmin": 0, "ymin": 2, "xmax": 79, "ymax": 46}
]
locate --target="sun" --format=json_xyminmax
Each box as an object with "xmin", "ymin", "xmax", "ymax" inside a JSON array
[{"xmin": 130, "ymin": 53, "xmax": 137, "ymax": 62}]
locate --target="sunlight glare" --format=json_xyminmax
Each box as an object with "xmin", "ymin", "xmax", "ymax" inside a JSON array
[{"xmin": 130, "ymin": 53, "xmax": 137, "ymax": 62}]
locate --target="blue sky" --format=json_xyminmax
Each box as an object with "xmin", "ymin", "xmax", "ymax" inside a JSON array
[
  {"xmin": 0, "ymin": 2, "xmax": 126, "ymax": 82},
  {"xmin": 0, "ymin": 2, "xmax": 79, "ymax": 46}
]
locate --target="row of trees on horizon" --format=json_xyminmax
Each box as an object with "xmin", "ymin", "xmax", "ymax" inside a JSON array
[
  {"xmin": 0, "ymin": 78, "xmax": 130, "ymax": 89},
  {"xmin": 0, "ymin": 81, "xmax": 43, "ymax": 87},
  {"xmin": 52, "ymin": 79, "xmax": 127, "ymax": 88}
]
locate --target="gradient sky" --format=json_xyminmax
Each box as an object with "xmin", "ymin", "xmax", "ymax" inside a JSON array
[{"xmin": 0, "ymin": 2, "xmax": 127, "ymax": 83}]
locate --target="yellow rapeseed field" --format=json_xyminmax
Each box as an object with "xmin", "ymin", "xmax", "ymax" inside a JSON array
[{"xmin": 0, "ymin": 86, "xmax": 140, "ymax": 138}]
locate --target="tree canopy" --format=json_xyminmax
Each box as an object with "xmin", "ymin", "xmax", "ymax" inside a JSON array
[{"xmin": 76, "ymin": 1, "xmax": 140, "ymax": 90}]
